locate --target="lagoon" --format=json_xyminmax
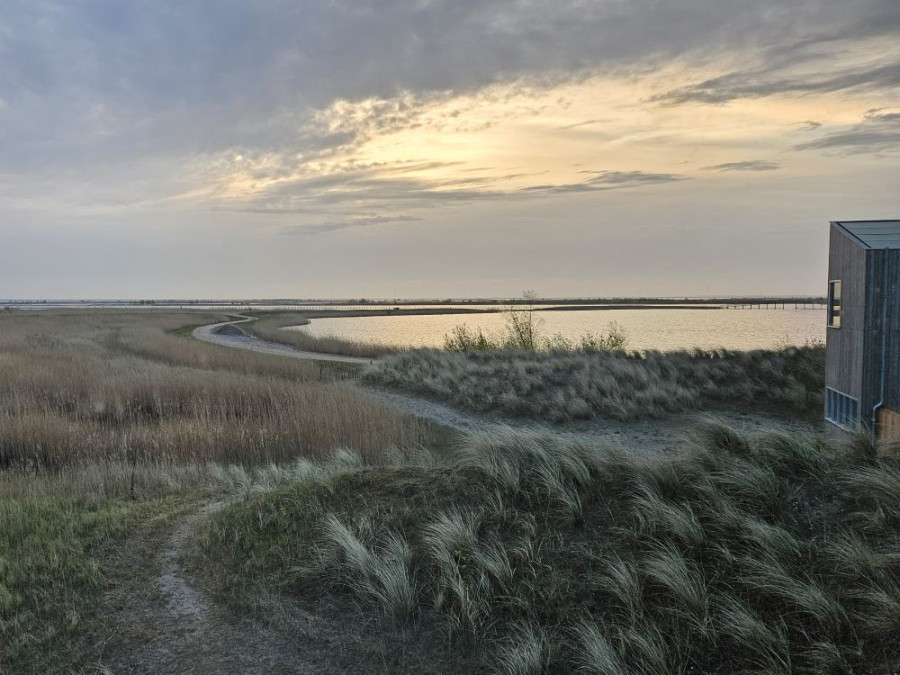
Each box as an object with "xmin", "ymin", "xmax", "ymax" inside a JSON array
[{"xmin": 291, "ymin": 307, "xmax": 827, "ymax": 351}]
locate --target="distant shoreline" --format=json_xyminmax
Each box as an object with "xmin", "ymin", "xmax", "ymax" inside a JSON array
[{"xmin": 2, "ymin": 296, "xmax": 827, "ymax": 312}]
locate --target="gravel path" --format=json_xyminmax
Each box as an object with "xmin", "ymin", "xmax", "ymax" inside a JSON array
[
  {"xmin": 193, "ymin": 318, "xmax": 373, "ymax": 365},
  {"xmin": 193, "ymin": 318, "xmax": 814, "ymax": 456}
]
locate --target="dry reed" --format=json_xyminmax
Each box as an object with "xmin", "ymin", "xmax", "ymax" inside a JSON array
[{"xmin": 0, "ymin": 310, "xmax": 433, "ymax": 472}]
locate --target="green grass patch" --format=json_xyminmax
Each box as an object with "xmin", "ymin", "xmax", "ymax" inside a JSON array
[{"xmin": 0, "ymin": 495, "xmax": 188, "ymax": 674}]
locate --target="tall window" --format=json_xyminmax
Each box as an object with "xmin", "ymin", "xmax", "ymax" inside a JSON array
[{"xmin": 828, "ymin": 280, "xmax": 842, "ymax": 328}]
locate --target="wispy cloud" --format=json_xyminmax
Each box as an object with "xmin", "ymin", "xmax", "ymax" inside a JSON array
[
  {"xmin": 280, "ymin": 215, "xmax": 421, "ymax": 236},
  {"xmin": 656, "ymin": 60, "xmax": 900, "ymax": 105},
  {"xmin": 218, "ymin": 165, "xmax": 686, "ymax": 215},
  {"xmin": 795, "ymin": 120, "xmax": 823, "ymax": 132},
  {"xmin": 795, "ymin": 109, "xmax": 900, "ymax": 154},
  {"xmin": 520, "ymin": 171, "xmax": 687, "ymax": 195},
  {"xmin": 702, "ymin": 160, "xmax": 780, "ymax": 172}
]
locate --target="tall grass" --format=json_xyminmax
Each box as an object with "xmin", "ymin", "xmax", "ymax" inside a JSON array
[
  {"xmin": 495, "ymin": 622, "xmax": 551, "ymax": 675},
  {"xmin": 0, "ymin": 310, "xmax": 439, "ymax": 672},
  {"xmin": 109, "ymin": 320, "xmax": 346, "ymax": 380},
  {"xmin": 198, "ymin": 422, "xmax": 900, "ymax": 673},
  {"xmin": 444, "ymin": 320, "xmax": 628, "ymax": 353},
  {"xmin": 0, "ymin": 311, "xmax": 433, "ymax": 472},
  {"xmin": 365, "ymin": 344, "xmax": 825, "ymax": 421},
  {"xmin": 317, "ymin": 515, "xmax": 418, "ymax": 617}
]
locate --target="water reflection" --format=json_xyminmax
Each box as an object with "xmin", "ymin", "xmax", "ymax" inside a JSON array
[{"xmin": 292, "ymin": 308, "xmax": 826, "ymax": 351}]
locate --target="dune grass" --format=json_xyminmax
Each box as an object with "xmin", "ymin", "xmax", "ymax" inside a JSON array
[
  {"xmin": 197, "ymin": 422, "xmax": 900, "ymax": 674},
  {"xmin": 365, "ymin": 344, "xmax": 825, "ymax": 422}
]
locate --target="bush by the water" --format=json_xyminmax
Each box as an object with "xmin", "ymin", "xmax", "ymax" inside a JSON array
[
  {"xmin": 443, "ymin": 293, "xmax": 628, "ymax": 353},
  {"xmin": 365, "ymin": 345, "xmax": 825, "ymax": 421},
  {"xmin": 444, "ymin": 321, "xmax": 628, "ymax": 353}
]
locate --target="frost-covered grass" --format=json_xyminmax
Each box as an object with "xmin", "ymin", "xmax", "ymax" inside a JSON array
[{"xmin": 365, "ymin": 345, "xmax": 825, "ymax": 421}]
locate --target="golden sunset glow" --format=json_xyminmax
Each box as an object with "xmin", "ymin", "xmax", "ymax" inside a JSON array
[{"xmin": 0, "ymin": 2, "xmax": 897, "ymax": 297}]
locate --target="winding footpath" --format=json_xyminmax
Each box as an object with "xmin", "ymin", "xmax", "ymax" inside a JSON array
[
  {"xmin": 193, "ymin": 318, "xmax": 373, "ymax": 365},
  {"xmin": 104, "ymin": 502, "xmax": 318, "ymax": 674},
  {"xmin": 190, "ymin": 317, "xmax": 808, "ymax": 452},
  {"xmin": 100, "ymin": 317, "xmax": 816, "ymax": 673}
]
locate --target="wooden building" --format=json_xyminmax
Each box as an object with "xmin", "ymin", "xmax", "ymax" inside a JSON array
[{"xmin": 825, "ymin": 220, "xmax": 900, "ymax": 446}]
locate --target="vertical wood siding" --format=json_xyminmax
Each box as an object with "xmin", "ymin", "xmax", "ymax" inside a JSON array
[
  {"xmin": 884, "ymin": 250, "xmax": 900, "ymax": 412},
  {"xmin": 825, "ymin": 226, "xmax": 868, "ymax": 402}
]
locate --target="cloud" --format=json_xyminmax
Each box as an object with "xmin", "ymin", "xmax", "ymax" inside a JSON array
[
  {"xmin": 795, "ymin": 109, "xmax": 900, "ymax": 154},
  {"xmin": 280, "ymin": 215, "xmax": 422, "ymax": 236},
  {"xmin": 559, "ymin": 119, "xmax": 605, "ymax": 130},
  {"xmin": 796, "ymin": 120, "xmax": 823, "ymax": 132},
  {"xmin": 0, "ymin": 0, "xmax": 897, "ymax": 261},
  {"xmin": 656, "ymin": 59, "xmax": 900, "ymax": 105},
  {"xmin": 702, "ymin": 161, "xmax": 780, "ymax": 172},
  {"xmin": 2, "ymin": 0, "xmax": 898, "ymax": 178},
  {"xmin": 202, "ymin": 160, "xmax": 686, "ymax": 219},
  {"xmin": 520, "ymin": 171, "xmax": 687, "ymax": 195}
]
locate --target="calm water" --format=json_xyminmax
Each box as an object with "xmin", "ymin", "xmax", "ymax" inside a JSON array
[{"xmin": 293, "ymin": 308, "xmax": 827, "ymax": 351}]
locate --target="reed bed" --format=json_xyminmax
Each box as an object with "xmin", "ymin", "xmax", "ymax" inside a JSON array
[
  {"xmin": 0, "ymin": 309, "xmax": 437, "ymax": 672},
  {"xmin": 110, "ymin": 323, "xmax": 344, "ymax": 380},
  {"xmin": 0, "ymin": 310, "xmax": 432, "ymax": 471}
]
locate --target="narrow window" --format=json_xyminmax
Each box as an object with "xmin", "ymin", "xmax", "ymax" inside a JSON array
[
  {"xmin": 825, "ymin": 387, "xmax": 859, "ymax": 429},
  {"xmin": 828, "ymin": 280, "xmax": 842, "ymax": 328}
]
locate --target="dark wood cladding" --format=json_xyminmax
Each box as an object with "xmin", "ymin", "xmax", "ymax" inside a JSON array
[
  {"xmin": 862, "ymin": 251, "xmax": 883, "ymax": 426},
  {"xmin": 864, "ymin": 249, "xmax": 900, "ymax": 426},
  {"xmin": 825, "ymin": 227, "xmax": 868, "ymax": 401},
  {"xmin": 827, "ymin": 222, "xmax": 900, "ymax": 435},
  {"xmin": 883, "ymin": 249, "xmax": 900, "ymax": 412}
]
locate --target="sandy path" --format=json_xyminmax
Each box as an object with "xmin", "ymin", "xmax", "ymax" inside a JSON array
[
  {"xmin": 193, "ymin": 318, "xmax": 373, "ymax": 365},
  {"xmin": 102, "ymin": 501, "xmax": 321, "ymax": 674},
  {"xmin": 192, "ymin": 318, "xmax": 813, "ymax": 455},
  {"xmin": 192, "ymin": 319, "xmax": 672, "ymax": 450}
]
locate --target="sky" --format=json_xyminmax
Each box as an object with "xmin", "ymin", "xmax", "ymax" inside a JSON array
[{"xmin": 1, "ymin": 0, "xmax": 899, "ymax": 299}]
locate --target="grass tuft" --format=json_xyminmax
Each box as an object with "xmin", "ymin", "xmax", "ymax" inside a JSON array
[
  {"xmin": 496, "ymin": 622, "xmax": 551, "ymax": 675},
  {"xmin": 572, "ymin": 620, "xmax": 627, "ymax": 675}
]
